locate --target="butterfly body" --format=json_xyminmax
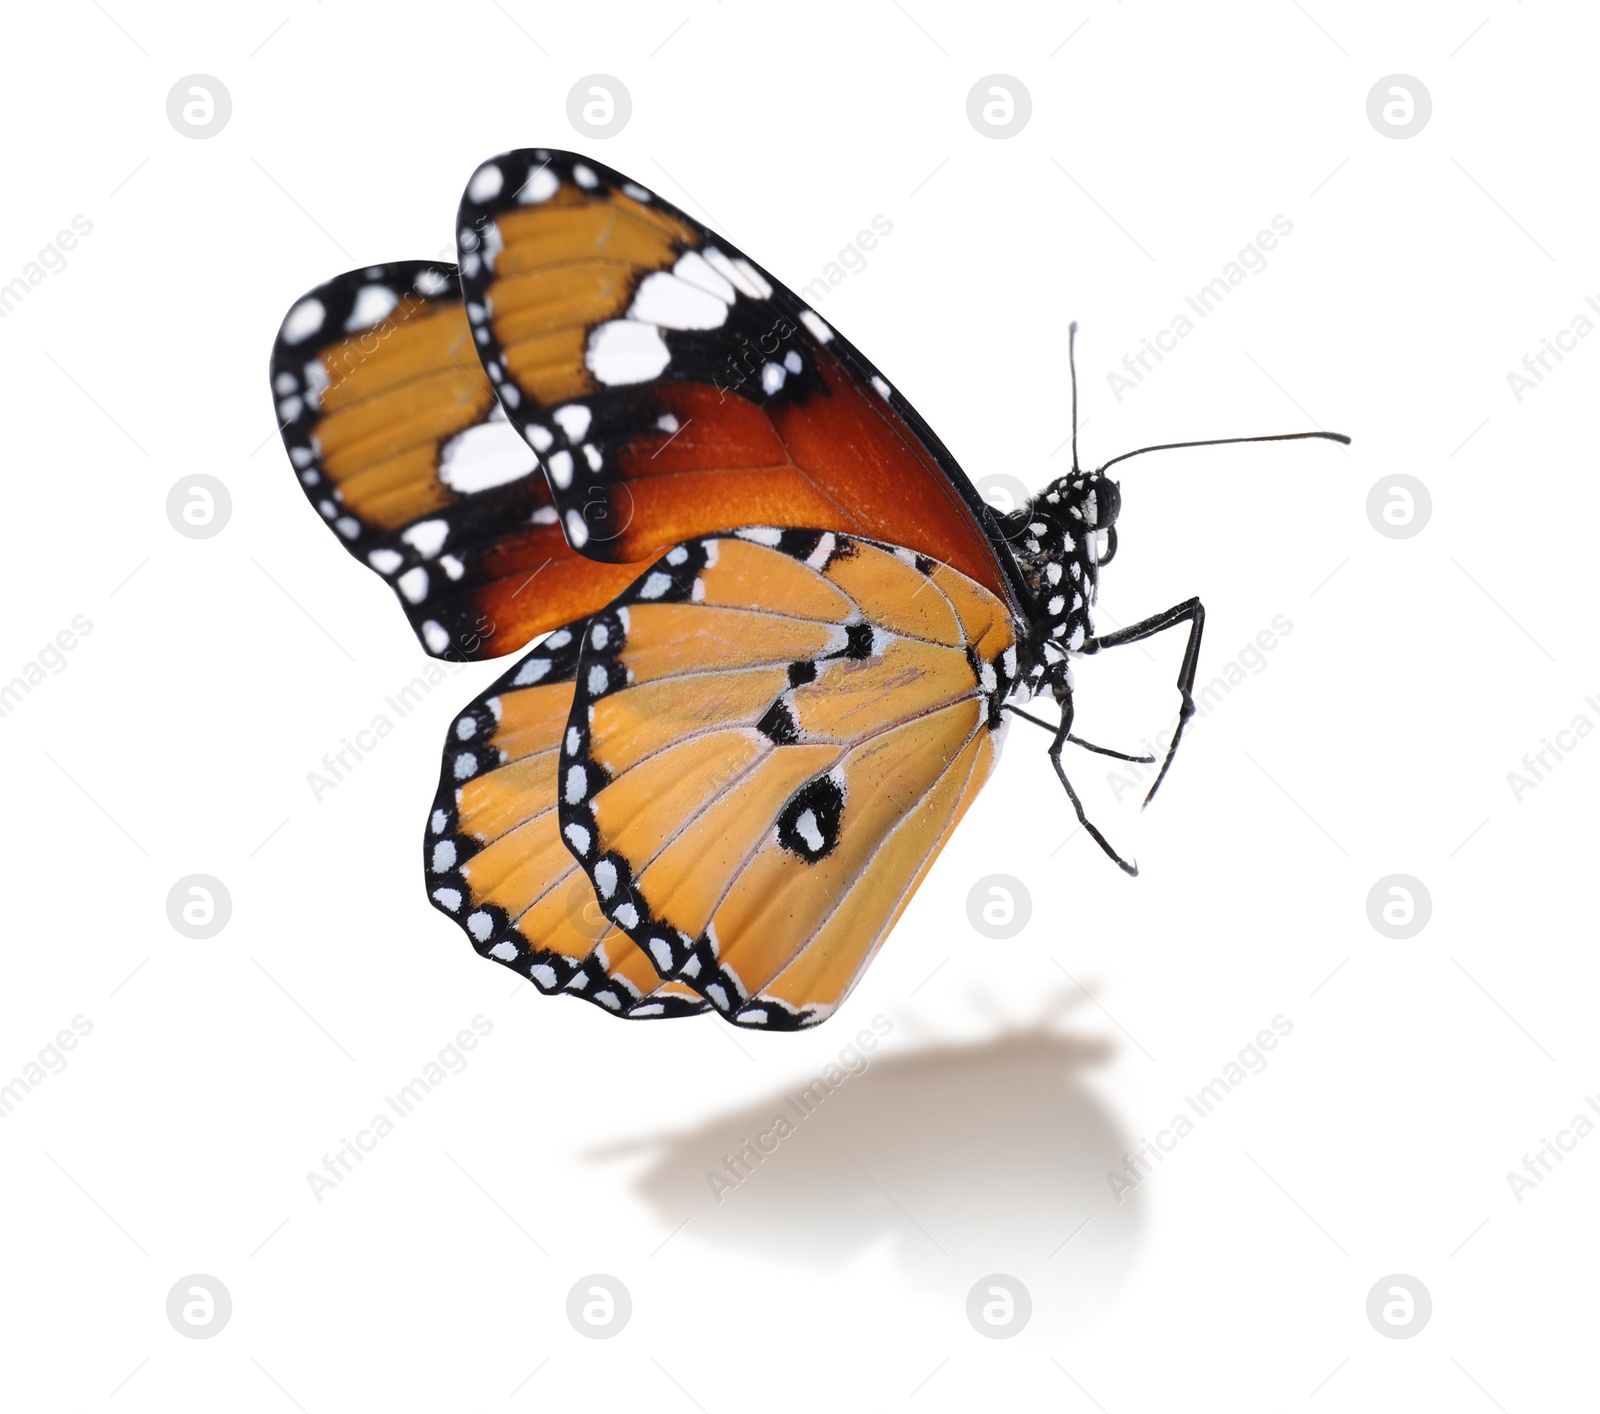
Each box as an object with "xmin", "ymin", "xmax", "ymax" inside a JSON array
[{"xmin": 994, "ymin": 470, "xmax": 1122, "ymax": 703}]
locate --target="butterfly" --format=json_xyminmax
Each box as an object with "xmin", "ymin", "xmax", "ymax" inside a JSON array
[{"xmin": 271, "ymin": 148, "xmax": 1346, "ymax": 1029}]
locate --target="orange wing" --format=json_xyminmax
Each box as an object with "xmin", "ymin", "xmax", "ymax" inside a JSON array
[
  {"xmin": 271, "ymin": 260, "xmax": 650, "ymax": 660},
  {"xmin": 557, "ymin": 529, "xmax": 1019, "ymax": 1029},
  {"xmin": 455, "ymin": 150, "xmax": 1025, "ymax": 613},
  {"xmin": 424, "ymin": 616, "xmax": 707, "ymax": 1018}
]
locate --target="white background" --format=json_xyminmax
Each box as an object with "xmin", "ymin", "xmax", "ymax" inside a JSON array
[{"xmin": 2, "ymin": 1, "xmax": 1594, "ymax": 1408}]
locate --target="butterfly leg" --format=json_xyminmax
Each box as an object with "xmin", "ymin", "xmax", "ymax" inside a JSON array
[
  {"xmin": 1006, "ymin": 704, "xmax": 1154, "ymax": 763},
  {"xmin": 1048, "ymin": 708, "xmax": 1138, "ymax": 877},
  {"xmin": 1084, "ymin": 597, "xmax": 1205, "ymax": 807}
]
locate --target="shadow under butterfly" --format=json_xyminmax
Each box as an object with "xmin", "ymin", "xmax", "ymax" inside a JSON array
[{"xmin": 586, "ymin": 1003, "xmax": 1144, "ymax": 1330}]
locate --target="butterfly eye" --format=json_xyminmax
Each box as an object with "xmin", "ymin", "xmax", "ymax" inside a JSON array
[{"xmin": 1089, "ymin": 477, "xmax": 1121, "ymax": 529}]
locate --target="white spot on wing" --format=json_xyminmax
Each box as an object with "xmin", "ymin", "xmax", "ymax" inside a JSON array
[
  {"xmin": 795, "ymin": 809, "xmax": 824, "ymax": 852},
  {"xmin": 552, "ymin": 404, "xmax": 592, "ymax": 441},
  {"xmin": 587, "ymin": 320, "xmax": 671, "ymax": 385},
  {"xmin": 281, "ymin": 298, "xmax": 325, "ymax": 344},
  {"xmin": 519, "ymin": 166, "xmax": 559, "ymax": 203},
  {"xmin": 438, "ymin": 421, "xmax": 538, "ymax": 493},
  {"xmin": 467, "ymin": 162, "xmax": 503, "ymax": 201},
  {"xmin": 733, "ymin": 259, "xmax": 772, "ymax": 298},
  {"xmin": 673, "ymin": 249, "xmax": 737, "ymax": 303},
  {"xmin": 403, "ymin": 519, "xmax": 449, "ymax": 557},
  {"xmin": 703, "ymin": 248, "xmax": 765, "ymax": 299},
  {"xmin": 799, "ymin": 309, "xmax": 833, "ymax": 343},
  {"xmin": 346, "ymin": 284, "xmax": 399, "ymax": 331},
  {"xmin": 629, "ymin": 271, "xmax": 729, "ymax": 330}
]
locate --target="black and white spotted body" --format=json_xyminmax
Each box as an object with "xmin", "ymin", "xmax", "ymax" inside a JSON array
[{"xmin": 996, "ymin": 470, "xmax": 1122, "ymax": 705}]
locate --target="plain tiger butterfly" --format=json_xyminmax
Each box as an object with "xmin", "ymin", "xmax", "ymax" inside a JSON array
[{"xmin": 271, "ymin": 148, "xmax": 1347, "ymax": 1030}]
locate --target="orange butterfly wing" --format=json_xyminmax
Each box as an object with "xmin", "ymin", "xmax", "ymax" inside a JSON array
[
  {"xmin": 424, "ymin": 617, "xmax": 707, "ymax": 1018},
  {"xmin": 454, "ymin": 150, "xmax": 1026, "ymax": 618},
  {"xmin": 271, "ymin": 261, "xmax": 650, "ymax": 660},
  {"xmin": 557, "ymin": 529, "xmax": 1018, "ymax": 1029}
]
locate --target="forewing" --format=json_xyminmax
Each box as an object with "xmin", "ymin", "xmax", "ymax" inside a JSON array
[
  {"xmin": 453, "ymin": 150, "xmax": 1022, "ymax": 610},
  {"xmin": 271, "ymin": 260, "xmax": 649, "ymax": 661}
]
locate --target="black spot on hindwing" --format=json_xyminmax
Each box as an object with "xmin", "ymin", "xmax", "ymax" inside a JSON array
[
  {"xmin": 776, "ymin": 773, "xmax": 845, "ymax": 863},
  {"xmin": 756, "ymin": 695, "xmax": 800, "ymax": 745}
]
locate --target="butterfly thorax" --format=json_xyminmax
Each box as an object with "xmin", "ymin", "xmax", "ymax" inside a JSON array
[{"xmin": 998, "ymin": 471, "xmax": 1122, "ymax": 700}]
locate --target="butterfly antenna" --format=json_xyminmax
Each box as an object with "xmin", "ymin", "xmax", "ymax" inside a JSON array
[
  {"xmin": 1096, "ymin": 429, "xmax": 1350, "ymax": 476},
  {"xmin": 1068, "ymin": 321, "xmax": 1081, "ymax": 474}
]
